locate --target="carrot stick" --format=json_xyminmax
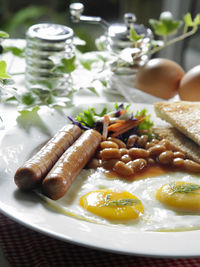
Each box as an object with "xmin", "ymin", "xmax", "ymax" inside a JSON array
[{"xmin": 108, "ymin": 117, "xmax": 145, "ymax": 137}]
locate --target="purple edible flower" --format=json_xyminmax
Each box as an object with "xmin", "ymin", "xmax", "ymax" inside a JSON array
[
  {"xmin": 67, "ymin": 116, "xmax": 90, "ymax": 131},
  {"xmin": 130, "ymin": 113, "xmax": 138, "ymax": 121},
  {"xmin": 115, "ymin": 103, "xmax": 124, "ymax": 117}
]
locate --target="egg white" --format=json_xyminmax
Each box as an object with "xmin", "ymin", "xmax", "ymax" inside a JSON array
[{"xmin": 39, "ymin": 168, "xmax": 200, "ymax": 232}]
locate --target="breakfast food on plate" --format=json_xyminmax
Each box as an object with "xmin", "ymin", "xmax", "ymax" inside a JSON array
[
  {"xmin": 42, "ymin": 129, "xmax": 101, "ymax": 200},
  {"xmin": 178, "ymin": 65, "xmax": 200, "ymax": 101},
  {"xmin": 14, "ymin": 124, "xmax": 82, "ymax": 190},
  {"xmin": 153, "ymin": 127, "xmax": 200, "ymax": 164},
  {"xmin": 135, "ymin": 58, "xmax": 184, "ymax": 99},
  {"xmin": 154, "ymin": 101, "xmax": 200, "ymax": 146},
  {"xmin": 79, "ymin": 189, "xmax": 144, "ymax": 221},
  {"xmin": 156, "ymin": 181, "xmax": 200, "ymax": 212},
  {"xmin": 14, "ymin": 103, "xmax": 200, "ymax": 230}
]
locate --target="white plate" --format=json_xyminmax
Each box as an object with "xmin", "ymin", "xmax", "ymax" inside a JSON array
[{"xmin": 0, "ymin": 103, "xmax": 200, "ymax": 258}]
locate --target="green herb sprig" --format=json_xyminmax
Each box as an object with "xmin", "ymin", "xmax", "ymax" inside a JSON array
[
  {"xmin": 169, "ymin": 183, "xmax": 200, "ymax": 195},
  {"xmin": 104, "ymin": 195, "xmax": 140, "ymax": 207}
]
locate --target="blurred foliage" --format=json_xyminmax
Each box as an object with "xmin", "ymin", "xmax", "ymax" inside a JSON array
[
  {"xmin": 1, "ymin": 5, "xmax": 66, "ymax": 38},
  {"xmin": 0, "ymin": 0, "xmax": 120, "ymax": 51}
]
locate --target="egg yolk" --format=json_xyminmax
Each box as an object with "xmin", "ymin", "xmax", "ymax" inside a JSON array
[
  {"xmin": 156, "ymin": 181, "xmax": 200, "ymax": 212},
  {"xmin": 79, "ymin": 189, "xmax": 144, "ymax": 221}
]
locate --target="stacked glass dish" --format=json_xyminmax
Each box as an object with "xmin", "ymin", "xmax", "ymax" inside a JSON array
[{"xmin": 25, "ymin": 23, "xmax": 74, "ymax": 94}]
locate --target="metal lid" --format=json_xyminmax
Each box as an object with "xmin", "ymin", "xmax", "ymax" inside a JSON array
[
  {"xmin": 26, "ymin": 23, "xmax": 74, "ymax": 43},
  {"xmin": 108, "ymin": 13, "xmax": 150, "ymax": 42}
]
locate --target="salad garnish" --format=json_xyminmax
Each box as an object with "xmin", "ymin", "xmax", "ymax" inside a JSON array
[{"xmin": 67, "ymin": 104, "xmax": 154, "ymax": 141}]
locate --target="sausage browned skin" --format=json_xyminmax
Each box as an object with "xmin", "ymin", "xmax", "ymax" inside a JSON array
[
  {"xmin": 14, "ymin": 125, "xmax": 82, "ymax": 190},
  {"xmin": 42, "ymin": 129, "xmax": 102, "ymax": 200}
]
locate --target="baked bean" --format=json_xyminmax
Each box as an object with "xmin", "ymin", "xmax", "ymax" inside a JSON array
[
  {"xmin": 127, "ymin": 135, "xmax": 138, "ymax": 149},
  {"xmin": 137, "ymin": 135, "xmax": 149, "ymax": 148},
  {"xmin": 121, "ymin": 154, "xmax": 132, "ymax": 163},
  {"xmin": 173, "ymin": 151, "xmax": 185, "ymax": 159},
  {"xmin": 102, "ymin": 159, "xmax": 118, "ymax": 169},
  {"xmin": 151, "ymin": 138, "xmax": 159, "ymax": 144},
  {"xmin": 172, "ymin": 157, "xmax": 185, "ymax": 167},
  {"xmin": 114, "ymin": 161, "xmax": 134, "ymax": 176},
  {"xmin": 100, "ymin": 141, "xmax": 118, "ymax": 149},
  {"xmin": 145, "ymin": 142, "xmax": 156, "ymax": 149},
  {"xmin": 158, "ymin": 151, "xmax": 174, "ymax": 164},
  {"xmin": 107, "ymin": 137, "xmax": 126, "ymax": 148},
  {"xmin": 183, "ymin": 159, "xmax": 200, "ymax": 173},
  {"xmin": 119, "ymin": 148, "xmax": 129, "ymax": 156},
  {"xmin": 148, "ymin": 145, "xmax": 166, "ymax": 157},
  {"xmin": 87, "ymin": 158, "xmax": 102, "ymax": 169},
  {"xmin": 129, "ymin": 148, "xmax": 150, "ymax": 159},
  {"xmin": 147, "ymin": 158, "xmax": 155, "ymax": 165},
  {"xmin": 129, "ymin": 159, "xmax": 147, "ymax": 172},
  {"xmin": 101, "ymin": 148, "xmax": 121, "ymax": 160},
  {"xmin": 159, "ymin": 139, "xmax": 177, "ymax": 151},
  {"xmin": 96, "ymin": 150, "xmax": 103, "ymax": 159}
]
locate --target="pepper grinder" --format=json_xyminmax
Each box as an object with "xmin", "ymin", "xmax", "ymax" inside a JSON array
[{"xmin": 69, "ymin": 2, "xmax": 152, "ymax": 67}]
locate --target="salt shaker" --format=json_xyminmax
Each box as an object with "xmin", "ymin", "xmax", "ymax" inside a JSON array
[{"xmin": 25, "ymin": 23, "xmax": 74, "ymax": 93}]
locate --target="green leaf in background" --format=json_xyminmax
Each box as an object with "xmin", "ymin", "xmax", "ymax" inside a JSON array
[
  {"xmin": 3, "ymin": 6, "xmax": 50, "ymax": 35},
  {"xmin": 4, "ymin": 46, "xmax": 25, "ymax": 58},
  {"xmin": 79, "ymin": 58, "xmax": 97, "ymax": 70},
  {"xmin": 0, "ymin": 61, "xmax": 11, "ymax": 80},
  {"xmin": 128, "ymin": 27, "xmax": 143, "ymax": 42},
  {"xmin": 184, "ymin": 13, "xmax": 200, "ymax": 33},
  {"xmin": 194, "ymin": 14, "xmax": 200, "ymax": 25},
  {"xmin": 21, "ymin": 92, "xmax": 36, "ymax": 105},
  {"xmin": 0, "ymin": 31, "xmax": 9, "ymax": 38},
  {"xmin": 52, "ymin": 56, "xmax": 76, "ymax": 74},
  {"xmin": 87, "ymin": 86, "xmax": 99, "ymax": 96},
  {"xmin": 17, "ymin": 106, "xmax": 51, "ymax": 136},
  {"xmin": 149, "ymin": 11, "xmax": 182, "ymax": 36}
]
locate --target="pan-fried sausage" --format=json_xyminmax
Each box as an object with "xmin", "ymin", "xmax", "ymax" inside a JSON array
[
  {"xmin": 14, "ymin": 125, "xmax": 82, "ymax": 190},
  {"xmin": 42, "ymin": 129, "xmax": 102, "ymax": 200}
]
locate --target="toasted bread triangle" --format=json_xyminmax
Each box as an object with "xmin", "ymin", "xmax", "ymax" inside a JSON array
[{"xmin": 154, "ymin": 101, "xmax": 200, "ymax": 146}]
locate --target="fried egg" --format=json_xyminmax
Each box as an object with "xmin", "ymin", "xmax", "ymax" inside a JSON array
[
  {"xmin": 156, "ymin": 181, "xmax": 200, "ymax": 212},
  {"xmin": 79, "ymin": 189, "xmax": 144, "ymax": 221},
  {"xmin": 40, "ymin": 167, "xmax": 200, "ymax": 231}
]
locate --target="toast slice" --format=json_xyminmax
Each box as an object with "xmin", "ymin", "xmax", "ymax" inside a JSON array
[
  {"xmin": 153, "ymin": 127, "xmax": 200, "ymax": 164},
  {"xmin": 154, "ymin": 101, "xmax": 200, "ymax": 146}
]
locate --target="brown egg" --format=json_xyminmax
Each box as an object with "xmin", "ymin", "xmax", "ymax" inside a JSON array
[
  {"xmin": 178, "ymin": 65, "xmax": 200, "ymax": 101},
  {"xmin": 135, "ymin": 58, "xmax": 185, "ymax": 99}
]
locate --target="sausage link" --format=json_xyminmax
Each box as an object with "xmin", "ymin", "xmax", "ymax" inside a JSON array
[
  {"xmin": 42, "ymin": 129, "xmax": 102, "ymax": 200},
  {"xmin": 14, "ymin": 125, "xmax": 82, "ymax": 190}
]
